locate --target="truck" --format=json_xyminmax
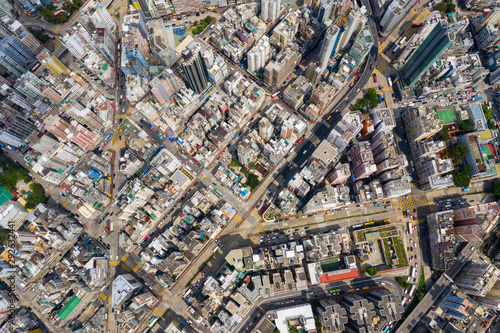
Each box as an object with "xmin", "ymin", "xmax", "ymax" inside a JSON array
[
  {"xmin": 388, "ymin": 77, "xmax": 393, "ymax": 87},
  {"xmin": 473, "ymin": 96, "xmax": 483, "ymax": 101},
  {"xmin": 399, "ymin": 36, "xmax": 407, "ymax": 45},
  {"xmin": 271, "ymin": 91, "xmax": 280, "ymax": 98},
  {"xmin": 393, "ymin": 45, "xmax": 400, "ymax": 53},
  {"xmin": 378, "ymin": 94, "xmax": 383, "ymax": 103}
]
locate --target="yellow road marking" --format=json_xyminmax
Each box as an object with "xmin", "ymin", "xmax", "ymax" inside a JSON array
[
  {"xmin": 54, "ymin": 25, "xmax": 61, "ymax": 34},
  {"xmin": 154, "ymin": 307, "xmax": 163, "ymax": 316},
  {"xmin": 110, "ymin": 261, "xmax": 120, "ymax": 266},
  {"xmin": 121, "ymin": 263, "xmax": 131, "ymax": 272},
  {"xmin": 133, "ymin": 264, "xmax": 141, "ymax": 272},
  {"xmin": 254, "ymin": 223, "xmax": 265, "ymax": 234},
  {"xmin": 234, "ymin": 214, "xmax": 242, "ymax": 223},
  {"xmin": 383, "ymin": 87, "xmax": 392, "ymax": 91},
  {"xmin": 99, "ymin": 293, "xmax": 107, "ymax": 300},
  {"xmin": 115, "ymin": 114, "xmax": 129, "ymax": 118},
  {"xmin": 159, "ymin": 288, "xmax": 168, "ymax": 296},
  {"xmin": 121, "ymin": 253, "xmax": 129, "ymax": 261}
]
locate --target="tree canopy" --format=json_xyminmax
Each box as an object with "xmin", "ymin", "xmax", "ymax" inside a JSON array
[
  {"xmin": 452, "ymin": 165, "xmax": 472, "ymax": 188},
  {"xmin": 395, "ymin": 276, "xmax": 411, "ymax": 289},
  {"xmin": 488, "ymin": 181, "xmax": 500, "ymax": 196},
  {"xmin": 459, "ymin": 119, "xmax": 474, "ymax": 133},
  {"xmin": 448, "ymin": 143, "xmax": 467, "ymax": 159},
  {"xmin": 353, "ymin": 88, "xmax": 379, "ymax": 110},
  {"xmin": 246, "ymin": 173, "xmax": 260, "ymax": 189},
  {"xmin": 366, "ymin": 266, "xmax": 377, "ymax": 276},
  {"xmin": 435, "ymin": 125, "xmax": 450, "ymax": 141},
  {"xmin": 483, "ymin": 105, "xmax": 494, "ymax": 121}
]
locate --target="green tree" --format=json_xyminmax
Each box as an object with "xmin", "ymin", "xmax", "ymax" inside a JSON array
[
  {"xmin": 435, "ymin": 125, "xmax": 450, "ymax": 141},
  {"xmin": 459, "ymin": 119, "xmax": 474, "ymax": 133},
  {"xmin": 204, "ymin": 15, "xmax": 213, "ymax": 23},
  {"xmin": 489, "ymin": 121, "xmax": 497, "ymax": 130},
  {"xmin": 452, "ymin": 165, "xmax": 472, "ymax": 188},
  {"xmin": 28, "ymin": 28, "xmax": 50, "ymax": 43},
  {"xmin": 366, "ymin": 266, "xmax": 377, "ymax": 276},
  {"xmin": 192, "ymin": 28, "xmax": 199, "ymax": 35},
  {"xmin": 488, "ymin": 181, "xmax": 500, "ymax": 196},
  {"xmin": 449, "ymin": 143, "xmax": 467, "ymax": 158},
  {"xmin": 62, "ymin": 0, "xmax": 73, "ymax": 12},
  {"xmin": 446, "ymin": 3, "xmax": 456, "ymax": 12},
  {"xmin": 395, "ymin": 276, "xmax": 411, "ymax": 289},
  {"xmin": 247, "ymin": 173, "xmax": 260, "ymax": 189},
  {"xmin": 483, "ymin": 106, "xmax": 493, "ymax": 120},
  {"xmin": 435, "ymin": 2, "xmax": 447, "ymax": 12}
]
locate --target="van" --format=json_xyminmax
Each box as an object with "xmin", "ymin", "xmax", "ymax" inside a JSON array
[
  {"xmin": 350, "ymin": 82, "xmax": 354, "ymax": 87},
  {"xmin": 357, "ymin": 88, "xmax": 360, "ymax": 92}
]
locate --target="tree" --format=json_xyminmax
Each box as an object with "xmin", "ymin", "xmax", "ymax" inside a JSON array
[
  {"xmin": 488, "ymin": 181, "xmax": 500, "ymax": 196},
  {"xmin": 483, "ymin": 106, "xmax": 493, "ymax": 120},
  {"xmin": 247, "ymin": 173, "xmax": 260, "ymax": 189},
  {"xmin": 204, "ymin": 15, "xmax": 213, "ymax": 23},
  {"xmin": 193, "ymin": 20, "xmax": 198, "ymax": 25},
  {"xmin": 459, "ymin": 119, "xmax": 474, "ymax": 133},
  {"xmin": 452, "ymin": 165, "xmax": 472, "ymax": 188},
  {"xmin": 395, "ymin": 276, "xmax": 411, "ymax": 289},
  {"xmin": 449, "ymin": 143, "xmax": 467, "ymax": 159},
  {"xmin": 28, "ymin": 28, "xmax": 50, "ymax": 43},
  {"xmin": 435, "ymin": 2, "xmax": 447, "ymax": 12},
  {"xmin": 366, "ymin": 266, "xmax": 377, "ymax": 276},
  {"xmin": 489, "ymin": 121, "xmax": 497, "ymax": 130},
  {"xmin": 435, "ymin": 125, "xmax": 450, "ymax": 141}
]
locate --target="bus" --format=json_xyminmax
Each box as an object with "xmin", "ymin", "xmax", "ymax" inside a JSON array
[
  {"xmin": 271, "ymin": 91, "xmax": 280, "ymax": 98},
  {"xmin": 378, "ymin": 94, "xmax": 383, "ymax": 103},
  {"xmin": 214, "ymin": 189, "xmax": 223, "ymax": 197},
  {"xmin": 399, "ymin": 36, "xmax": 407, "ymax": 45},
  {"xmin": 388, "ymin": 77, "xmax": 393, "ymax": 87},
  {"xmin": 409, "ymin": 285, "xmax": 416, "ymax": 295},
  {"xmin": 407, "ymin": 222, "xmax": 412, "ymax": 233},
  {"xmin": 326, "ymin": 115, "xmax": 332, "ymax": 121}
]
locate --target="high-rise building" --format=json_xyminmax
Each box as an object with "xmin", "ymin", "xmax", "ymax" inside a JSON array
[
  {"xmin": 82, "ymin": 0, "xmax": 117, "ymax": 32},
  {"xmin": 455, "ymin": 263, "xmax": 498, "ymax": 296},
  {"xmin": 181, "ymin": 44, "xmax": 209, "ymax": 94},
  {"xmin": 37, "ymin": 50, "xmax": 70, "ymax": 77},
  {"xmin": 0, "ymin": 0, "xmax": 13, "ymax": 19},
  {"xmin": 476, "ymin": 280, "xmax": 500, "ymax": 310},
  {"xmin": 400, "ymin": 22, "xmax": 454, "ymax": 87},
  {"xmin": 260, "ymin": 0, "xmax": 270, "ymax": 22},
  {"xmin": 476, "ymin": 24, "xmax": 500, "ymax": 50},
  {"xmin": 317, "ymin": 0, "xmax": 334, "ymax": 24},
  {"xmin": 112, "ymin": 274, "xmax": 141, "ymax": 307},
  {"xmin": 14, "ymin": 71, "xmax": 46, "ymax": 102},
  {"xmin": 259, "ymin": 117, "xmax": 274, "ymax": 140},
  {"xmin": 0, "ymin": 35, "xmax": 35, "ymax": 69},
  {"xmin": 247, "ymin": 36, "xmax": 270, "ymax": 73},
  {"xmin": 0, "ymin": 103, "xmax": 36, "ymax": 147},
  {"xmin": 317, "ymin": 299, "xmax": 348, "ymax": 332},
  {"xmin": 473, "ymin": 7, "xmax": 500, "ymax": 32},
  {"xmin": 380, "ymin": 0, "xmax": 403, "ymax": 35},
  {"xmin": 8, "ymin": 20, "xmax": 45, "ymax": 56},
  {"xmin": 319, "ymin": 26, "xmax": 340, "ymax": 72}
]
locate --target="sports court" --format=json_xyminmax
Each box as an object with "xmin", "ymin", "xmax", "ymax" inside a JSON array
[
  {"xmin": 173, "ymin": 27, "xmax": 188, "ymax": 45},
  {"xmin": 320, "ymin": 258, "xmax": 340, "ymax": 272},
  {"xmin": 436, "ymin": 108, "xmax": 456, "ymax": 123},
  {"xmin": 481, "ymin": 144, "xmax": 496, "ymax": 161}
]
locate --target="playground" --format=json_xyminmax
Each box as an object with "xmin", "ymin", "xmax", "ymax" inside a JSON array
[
  {"xmin": 436, "ymin": 107, "xmax": 456, "ymax": 123},
  {"xmin": 173, "ymin": 27, "xmax": 188, "ymax": 45}
]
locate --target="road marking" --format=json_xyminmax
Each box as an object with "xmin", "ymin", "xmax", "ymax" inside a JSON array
[
  {"xmin": 383, "ymin": 87, "xmax": 392, "ymax": 91},
  {"xmin": 115, "ymin": 114, "xmax": 128, "ymax": 118},
  {"xmin": 54, "ymin": 25, "xmax": 61, "ymax": 34},
  {"xmin": 110, "ymin": 261, "xmax": 120, "ymax": 266},
  {"xmin": 121, "ymin": 253, "xmax": 129, "ymax": 261},
  {"xmin": 121, "ymin": 263, "xmax": 131, "ymax": 272},
  {"xmin": 159, "ymin": 288, "xmax": 168, "ymax": 296},
  {"xmin": 133, "ymin": 264, "xmax": 141, "ymax": 272},
  {"xmin": 99, "ymin": 292, "xmax": 107, "ymax": 300},
  {"xmin": 153, "ymin": 307, "xmax": 163, "ymax": 316},
  {"xmin": 234, "ymin": 214, "xmax": 242, "ymax": 223},
  {"xmin": 254, "ymin": 224, "xmax": 264, "ymax": 234}
]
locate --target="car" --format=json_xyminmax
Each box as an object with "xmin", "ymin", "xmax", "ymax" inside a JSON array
[
  {"xmin": 335, "ymin": 109, "xmax": 339, "ymax": 112},
  {"xmin": 376, "ymin": 65, "xmax": 379, "ymax": 69},
  {"xmin": 415, "ymin": 262, "xmax": 418, "ymax": 266}
]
